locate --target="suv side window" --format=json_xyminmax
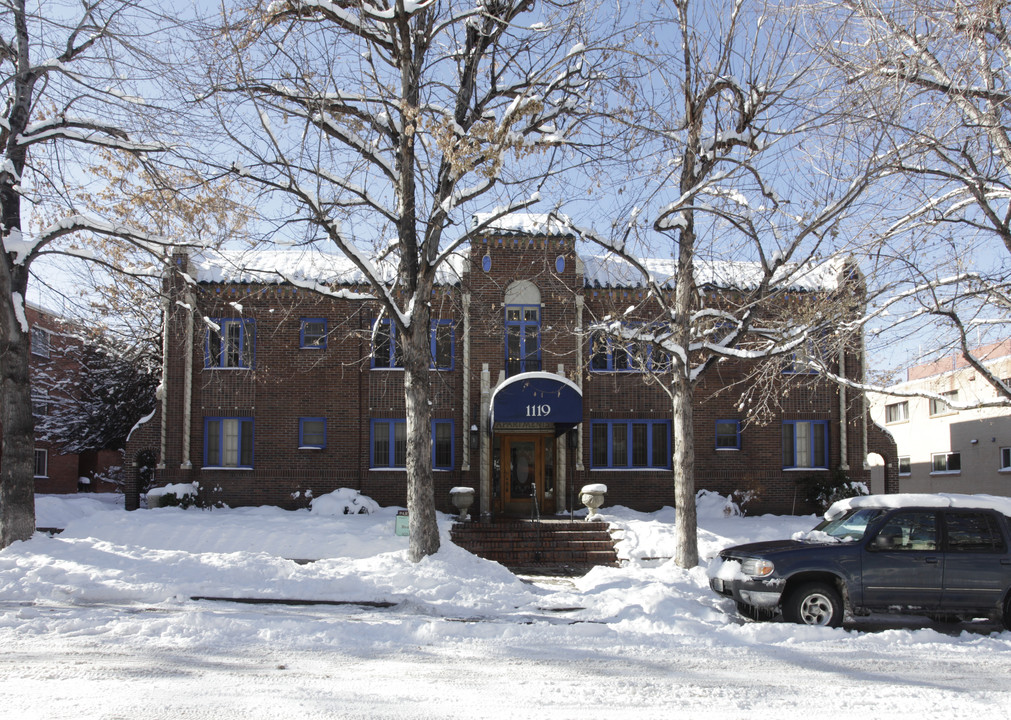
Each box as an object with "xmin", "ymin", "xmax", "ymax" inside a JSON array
[
  {"xmin": 944, "ymin": 512, "xmax": 1007, "ymax": 553},
  {"xmin": 871, "ymin": 511, "xmax": 938, "ymax": 551}
]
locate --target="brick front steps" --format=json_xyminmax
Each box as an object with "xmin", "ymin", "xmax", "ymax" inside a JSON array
[{"xmin": 450, "ymin": 519, "xmax": 619, "ymax": 576}]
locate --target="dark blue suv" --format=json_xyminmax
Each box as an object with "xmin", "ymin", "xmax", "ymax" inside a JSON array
[{"xmin": 709, "ymin": 494, "xmax": 1011, "ymax": 628}]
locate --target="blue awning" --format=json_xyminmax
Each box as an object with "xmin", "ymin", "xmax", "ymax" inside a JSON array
[{"xmin": 490, "ymin": 372, "xmax": 583, "ymax": 436}]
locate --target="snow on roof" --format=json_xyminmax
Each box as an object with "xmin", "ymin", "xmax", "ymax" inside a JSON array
[
  {"xmin": 581, "ymin": 253, "xmax": 848, "ymax": 292},
  {"xmin": 188, "ymin": 248, "xmax": 466, "ymax": 286},
  {"xmin": 472, "ymin": 212, "xmax": 576, "ymax": 236},
  {"xmin": 188, "ymin": 234, "xmax": 846, "ymax": 294},
  {"xmin": 826, "ymin": 493, "xmax": 1011, "ymax": 520}
]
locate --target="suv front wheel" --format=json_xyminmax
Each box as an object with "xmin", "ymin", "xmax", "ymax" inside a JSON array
[{"xmin": 783, "ymin": 582, "xmax": 843, "ymax": 628}]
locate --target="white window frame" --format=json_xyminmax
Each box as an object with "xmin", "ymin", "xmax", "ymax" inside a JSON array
[
  {"xmin": 929, "ymin": 390, "xmax": 958, "ymax": 417},
  {"xmin": 30, "ymin": 326, "xmax": 51, "ymax": 358},
  {"xmin": 31, "ymin": 389, "xmax": 49, "ymax": 416},
  {"xmin": 34, "ymin": 449, "xmax": 48, "ymax": 478},
  {"xmin": 931, "ymin": 451, "xmax": 961, "ymax": 475},
  {"xmin": 885, "ymin": 401, "xmax": 909, "ymax": 424}
]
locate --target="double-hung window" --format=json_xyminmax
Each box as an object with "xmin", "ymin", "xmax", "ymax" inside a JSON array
[
  {"xmin": 898, "ymin": 456, "xmax": 911, "ymax": 476},
  {"xmin": 505, "ymin": 305, "xmax": 540, "ymax": 376},
  {"xmin": 432, "ymin": 420, "xmax": 454, "ymax": 469},
  {"xmin": 34, "ymin": 449, "xmax": 47, "ymax": 478},
  {"xmin": 371, "ymin": 320, "xmax": 403, "ymax": 369},
  {"xmin": 371, "ymin": 419, "xmax": 453, "ymax": 469},
  {"xmin": 885, "ymin": 401, "xmax": 908, "ymax": 424},
  {"xmin": 590, "ymin": 420, "xmax": 670, "ymax": 469},
  {"xmin": 206, "ymin": 319, "xmax": 255, "ymax": 368},
  {"xmin": 715, "ymin": 420, "xmax": 741, "ymax": 450},
  {"xmin": 300, "ymin": 319, "xmax": 327, "ymax": 349},
  {"xmin": 430, "ymin": 321, "xmax": 454, "ymax": 370},
  {"xmin": 782, "ymin": 420, "xmax": 828, "ymax": 469},
  {"xmin": 31, "ymin": 389, "xmax": 48, "ymax": 417},
  {"xmin": 299, "ymin": 417, "xmax": 326, "ymax": 449},
  {"xmin": 30, "ymin": 326, "xmax": 50, "ymax": 358},
  {"xmin": 929, "ymin": 390, "xmax": 958, "ymax": 417},
  {"xmin": 204, "ymin": 417, "xmax": 254, "ymax": 468},
  {"xmin": 1001, "ymin": 447, "xmax": 1011, "ymax": 471}
]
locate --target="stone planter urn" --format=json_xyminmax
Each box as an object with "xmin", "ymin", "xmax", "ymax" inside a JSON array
[
  {"xmin": 450, "ymin": 487, "xmax": 475, "ymax": 522},
  {"xmin": 579, "ymin": 483, "xmax": 607, "ymax": 521}
]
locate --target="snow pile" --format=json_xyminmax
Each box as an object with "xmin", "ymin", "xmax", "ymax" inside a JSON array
[
  {"xmin": 34, "ymin": 493, "xmax": 122, "ymax": 528},
  {"xmin": 696, "ymin": 488, "xmax": 743, "ymax": 518},
  {"xmin": 5, "ymin": 493, "xmax": 1011, "ymax": 718}
]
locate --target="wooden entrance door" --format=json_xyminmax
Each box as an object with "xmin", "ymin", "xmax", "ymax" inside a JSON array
[{"xmin": 499, "ymin": 435, "xmax": 555, "ymax": 516}]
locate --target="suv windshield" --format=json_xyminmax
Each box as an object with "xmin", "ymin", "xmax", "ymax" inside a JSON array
[{"xmin": 811, "ymin": 508, "xmax": 885, "ymax": 541}]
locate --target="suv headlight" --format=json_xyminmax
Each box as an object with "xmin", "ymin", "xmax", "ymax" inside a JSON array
[{"xmin": 740, "ymin": 558, "xmax": 775, "ymax": 578}]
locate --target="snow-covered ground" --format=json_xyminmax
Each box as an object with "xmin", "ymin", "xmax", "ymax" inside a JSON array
[{"xmin": 2, "ymin": 492, "xmax": 1011, "ymax": 719}]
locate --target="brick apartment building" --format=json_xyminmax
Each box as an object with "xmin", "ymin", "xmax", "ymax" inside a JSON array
[
  {"xmin": 0, "ymin": 304, "xmax": 121, "ymax": 494},
  {"xmin": 125, "ymin": 217, "xmax": 897, "ymax": 516}
]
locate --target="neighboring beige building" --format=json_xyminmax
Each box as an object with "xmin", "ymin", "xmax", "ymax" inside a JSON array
[{"xmin": 869, "ymin": 341, "xmax": 1011, "ymax": 497}]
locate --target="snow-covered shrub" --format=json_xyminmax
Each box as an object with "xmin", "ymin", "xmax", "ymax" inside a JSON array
[
  {"xmin": 311, "ymin": 488, "xmax": 379, "ymax": 515},
  {"xmin": 146, "ymin": 482, "xmax": 200, "ymax": 509},
  {"xmin": 802, "ymin": 468, "xmax": 868, "ymax": 512}
]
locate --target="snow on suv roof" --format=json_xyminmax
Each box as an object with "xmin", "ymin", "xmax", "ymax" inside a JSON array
[{"xmin": 825, "ymin": 493, "xmax": 1011, "ymax": 521}]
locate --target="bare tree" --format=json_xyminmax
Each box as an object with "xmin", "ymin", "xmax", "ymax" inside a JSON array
[
  {"xmin": 206, "ymin": 0, "xmax": 610, "ymax": 560},
  {"xmin": 807, "ymin": 0, "xmax": 1011, "ymax": 396},
  {"xmin": 0, "ymin": 0, "xmax": 188, "ymax": 547},
  {"xmin": 568, "ymin": 0, "xmax": 888, "ymax": 567}
]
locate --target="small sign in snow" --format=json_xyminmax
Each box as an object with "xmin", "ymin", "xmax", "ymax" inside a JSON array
[{"xmin": 394, "ymin": 510, "xmax": 409, "ymax": 537}]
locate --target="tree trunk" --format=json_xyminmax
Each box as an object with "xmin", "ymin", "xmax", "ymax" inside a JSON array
[
  {"xmin": 0, "ymin": 263, "xmax": 36, "ymax": 547},
  {"xmin": 403, "ymin": 306, "xmax": 440, "ymax": 562},
  {"xmin": 671, "ymin": 373, "xmax": 698, "ymax": 568}
]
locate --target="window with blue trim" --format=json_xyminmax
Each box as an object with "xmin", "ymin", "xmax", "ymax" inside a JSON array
[
  {"xmin": 371, "ymin": 320, "xmax": 454, "ymax": 370},
  {"xmin": 299, "ymin": 417, "xmax": 326, "ymax": 449},
  {"xmin": 432, "ymin": 420, "xmax": 454, "ymax": 469},
  {"xmin": 715, "ymin": 420, "xmax": 741, "ymax": 450},
  {"xmin": 300, "ymin": 318, "xmax": 327, "ymax": 349},
  {"xmin": 782, "ymin": 420, "xmax": 827, "ymax": 469},
  {"xmin": 784, "ymin": 330, "xmax": 828, "ymax": 374},
  {"xmin": 206, "ymin": 319, "xmax": 255, "ymax": 368},
  {"xmin": 431, "ymin": 321, "xmax": 454, "ymax": 370},
  {"xmin": 204, "ymin": 417, "xmax": 254, "ymax": 468},
  {"xmin": 589, "ymin": 329, "xmax": 632, "ymax": 371},
  {"xmin": 590, "ymin": 420, "xmax": 670, "ymax": 469},
  {"xmin": 589, "ymin": 326, "xmax": 670, "ymax": 373},
  {"xmin": 370, "ymin": 419, "xmax": 454, "ymax": 469},
  {"xmin": 505, "ymin": 305, "xmax": 540, "ymax": 375},
  {"xmin": 371, "ymin": 320, "xmax": 403, "ymax": 369}
]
